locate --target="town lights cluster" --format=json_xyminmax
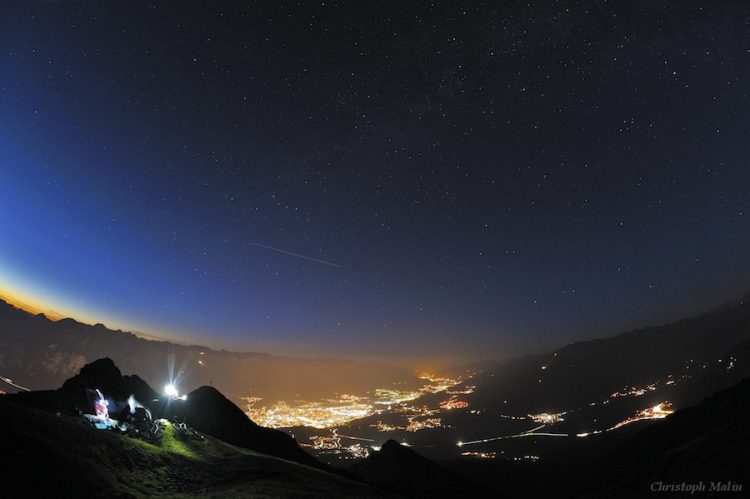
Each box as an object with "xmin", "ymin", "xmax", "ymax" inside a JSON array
[
  {"xmin": 607, "ymin": 402, "xmax": 674, "ymax": 431},
  {"xmin": 460, "ymin": 451, "xmax": 497, "ymax": 459},
  {"xmin": 244, "ymin": 372, "xmax": 472, "ymax": 429},
  {"xmin": 439, "ymin": 397, "xmax": 469, "ymax": 410},
  {"xmin": 244, "ymin": 396, "xmax": 374, "ymax": 429},
  {"xmin": 528, "ymin": 412, "xmax": 566, "ymax": 424},
  {"xmin": 304, "ymin": 430, "xmax": 373, "ymax": 459}
]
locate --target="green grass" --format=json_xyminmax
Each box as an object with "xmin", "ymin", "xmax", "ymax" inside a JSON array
[
  {"xmin": 152, "ymin": 424, "xmax": 200, "ymax": 459},
  {"xmin": 0, "ymin": 399, "xmax": 390, "ymax": 498},
  {"xmin": 133, "ymin": 422, "xmax": 259, "ymax": 461}
]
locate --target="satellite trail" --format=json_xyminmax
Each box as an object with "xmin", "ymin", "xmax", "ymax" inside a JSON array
[{"xmin": 250, "ymin": 242, "xmax": 340, "ymax": 268}]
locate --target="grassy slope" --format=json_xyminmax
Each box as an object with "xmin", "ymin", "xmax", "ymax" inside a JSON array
[{"xmin": 0, "ymin": 398, "xmax": 390, "ymax": 498}]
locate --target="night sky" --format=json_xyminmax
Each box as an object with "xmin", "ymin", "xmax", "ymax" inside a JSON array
[{"xmin": 1, "ymin": 1, "xmax": 749, "ymax": 360}]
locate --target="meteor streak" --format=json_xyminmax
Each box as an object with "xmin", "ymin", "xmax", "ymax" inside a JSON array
[{"xmin": 250, "ymin": 242, "xmax": 340, "ymax": 268}]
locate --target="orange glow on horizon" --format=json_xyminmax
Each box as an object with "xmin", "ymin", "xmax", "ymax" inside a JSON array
[
  {"xmin": 0, "ymin": 287, "xmax": 67, "ymax": 321},
  {"xmin": 0, "ymin": 282, "xmax": 469, "ymax": 364},
  {"xmin": 0, "ymin": 284, "xmax": 177, "ymax": 343}
]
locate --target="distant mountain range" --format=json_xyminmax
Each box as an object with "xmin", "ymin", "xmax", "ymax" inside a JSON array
[
  {"xmin": 442, "ymin": 370, "xmax": 750, "ymax": 498},
  {"xmin": 435, "ymin": 294, "xmax": 750, "ymax": 497},
  {"xmin": 469, "ymin": 294, "xmax": 750, "ymax": 413},
  {"xmin": 0, "ymin": 298, "xmax": 416, "ymax": 404}
]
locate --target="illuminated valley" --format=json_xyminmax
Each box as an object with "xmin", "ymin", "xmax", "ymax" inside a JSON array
[
  {"xmin": 244, "ymin": 395, "xmax": 373, "ymax": 429},
  {"xmin": 241, "ymin": 372, "xmax": 470, "ymax": 460},
  {"xmin": 243, "ymin": 372, "xmax": 468, "ymax": 430},
  {"xmin": 241, "ymin": 355, "xmax": 724, "ymax": 464}
]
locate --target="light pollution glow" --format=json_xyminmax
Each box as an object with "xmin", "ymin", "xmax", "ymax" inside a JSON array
[{"xmin": 244, "ymin": 372, "xmax": 470, "ymax": 429}]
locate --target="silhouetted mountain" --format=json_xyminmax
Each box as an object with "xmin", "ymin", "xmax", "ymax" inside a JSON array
[
  {"xmin": 6, "ymin": 358, "xmax": 319, "ymax": 468},
  {"xmin": 0, "ymin": 297, "xmax": 417, "ymax": 404},
  {"xmin": 0, "ymin": 396, "xmax": 389, "ymax": 498},
  {"xmin": 442, "ymin": 374, "xmax": 750, "ymax": 498},
  {"xmin": 348, "ymin": 440, "xmax": 492, "ymax": 498},
  {"xmin": 161, "ymin": 384, "xmax": 321, "ymax": 468},
  {"xmin": 471, "ymin": 298, "xmax": 750, "ymax": 413},
  {"xmin": 8, "ymin": 357, "xmax": 157, "ymax": 414},
  {"xmin": 432, "ymin": 298, "xmax": 750, "ymax": 497},
  {"xmin": 589, "ymin": 375, "xmax": 750, "ymax": 497}
]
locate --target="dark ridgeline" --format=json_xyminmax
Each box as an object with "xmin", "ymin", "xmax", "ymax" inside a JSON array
[
  {"xmin": 435, "ymin": 295, "xmax": 750, "ymax": 498},
  {"xmin": 0, "ymin": 298, "xmax": 414, "ymax": 404},
  {"xmin": 589, "ymin": 376, "xmax": 750, "ymax": 497},
  {"xmin": 160, "ymin": 384, "xmax": 322, "ymax": 468},
  {"xmin": 440, "ymin": 371, "xmax": 750, "ymax": 498},
  {"xmin": 5, "ymin": 357, "xmax": 321, "ymax": 469},
  {"xmin": 468, "ymin": 295, "xmax": 750, "ymax": 414},
  {"xmin": 9, "ymin": 357, "xmax": 158, "ymax": 415},
  {"xmin": 4, "ymin": 291, "xmax": 749, "ymax": 418},
  {"xmin": 0, "ymin": 395, "xmax": 390, "ymax": 498},
  {"xmin": 349, "ymin": 439, "xmax": 493, "ymax": 498}
]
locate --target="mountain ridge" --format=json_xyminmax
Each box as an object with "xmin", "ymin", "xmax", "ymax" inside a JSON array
[
  {"xmin": 469, "ymin": 295, "xmax": 750, "ymax": 413},
  {"xmin": 5, "ymin": 357, "xmax": 322, "ymax": 469},
  {"xmin": 0, "ymin": 394, "xmax": 390, "ymax": 498},
  {"xmin": 0, "ymin": 297, "xmax": 417, "ymax": 404}
]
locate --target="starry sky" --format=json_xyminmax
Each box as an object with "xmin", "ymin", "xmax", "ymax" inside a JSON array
[{"xmin": 1, "ymin": 1, "xmax": 749, "ymax": 360}]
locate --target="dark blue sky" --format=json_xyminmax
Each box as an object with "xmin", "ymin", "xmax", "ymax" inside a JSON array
[{"xmin": 1, "ymin": 1, "xmax": 749, "ymax": 360}]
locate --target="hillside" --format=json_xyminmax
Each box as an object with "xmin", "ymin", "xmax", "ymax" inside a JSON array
[
  {"xmin": 469, "ymin": 297, "xmax": 750, "ymax": 413},
  {"xmin": 349, "ymin": 440, "xmax": 492, "ymax": 499},
  {"xmin": 440, "ymin": 373, "xmax": 750, "ymax": 498},
  {"xmin": 6, "ymin": 358, "xmax": 319, "ymax": 469},
  {"xmin": 161, "ymin": 384, "xmax": 322, "ymax": 468},
  {"xmin": 589, "ymin": 375, "xmax": 750, "ymax": 497},
  {"xmin": 0, "ymin": 397, "xmax": 389, "ymax": 498},
  {"xmin": 1, "ymin": 358, "xmax": 499, "ymax": 497}
]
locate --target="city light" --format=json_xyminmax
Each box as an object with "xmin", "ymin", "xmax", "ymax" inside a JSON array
[
  {"xmin": 371, "ymin": 421, "xmax": 404, "ymax": 432},
  {"xmin": 607, "ymin": 402, "xmax": 674, "ymax": 431},
  {"xmin": 245, "ymin": 395, "xmax": 375, "ymax": 428},
  {"xmin": 245, "ymin": 372, "xmax": 471, "ymax": 429},
  {"xmin": 406, "ymin": 417, "xmax": 443, "ymax": 432},
  {"xmin": 610, "ymin": 382, "xmax": 658, "ymax": 398},
  {"xmin": 303, "ymin": 430, "xmax": 374, "ymax": 459},
  {"xmin": 460, "ymin": 451, "xmax": 496, "ymax": 459},
  {"xmin": 439, "ymin": 397, "xmax": 469, "ymax": 410},
  {"xmin": 528, "ymin": 412, "xmax": 566, "ymax": 423}
]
